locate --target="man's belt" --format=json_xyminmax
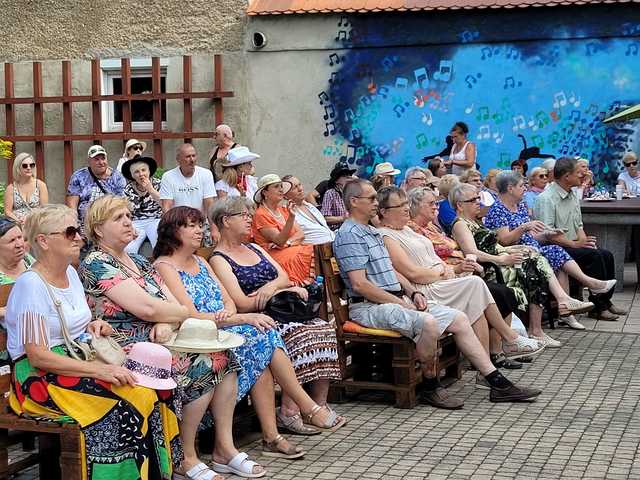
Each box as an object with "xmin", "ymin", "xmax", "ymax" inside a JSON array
[{"xmin": 348, "ymin": 290, "xmax": 404, "ymax": 304}]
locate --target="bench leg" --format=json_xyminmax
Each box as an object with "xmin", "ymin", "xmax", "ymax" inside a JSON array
[
  {"xmin": 39, "ymin": 434, "xmax": 60, "ymax": 480},
  {"xmin": 0, "ymin": 429, "xmax": 8, "ymax": 480},
  {"xmin": 59, "ymin": 432, "xmax": 82, "ymax": 479},
  {"xmin": 392, "ymin": 343, "xmax": 418, "ymax": 409}
]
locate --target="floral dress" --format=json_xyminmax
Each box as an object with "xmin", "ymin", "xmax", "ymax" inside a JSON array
[
  {"xmin": 79, "ymin": 250, "xmax": 239, "ymax": 430},
  {"xmin": 11, "ymin": 181, "xmax": 40, "ymax": 223},
  {"xmin": 162, "ymin": 256, "xmax": 287, "ymax": 402},
  {"xmin": 213, "ymin": 244, "xmax": 341, "ymax": 385},
  {"xmin": 485, "ymin": 199, "xmax": 572, "ymax": 271}
]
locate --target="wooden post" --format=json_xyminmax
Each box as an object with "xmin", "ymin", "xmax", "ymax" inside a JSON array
[
  {"xmin": 183, "ymin": 56, "xmax": 192, "ymax": 144},
  {"xmin": 151, "ymin": 57, "xmax": 163, "ymax": 166},
  {"xmin": 90, "ymin": 60, "xmax": 102, "ymax": 144},
  {"xmin": 214, "ymin": 55, "xmax": 223, "ymax": 127},
  {"xmin": 32, "ymin": 62, "xmax": 45, "ymax": 180},
  {"xmin": 4, "ymin": 64, "xmax": 15, "ymax": 182},
  {"xmin": 62, "ymin": 61, "xmax": 73, "ymax": 186}
]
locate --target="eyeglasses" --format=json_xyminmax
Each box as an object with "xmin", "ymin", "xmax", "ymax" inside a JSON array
[
  {"xmin": 462, "ymin": 196, "xmax": 481, "ymax": 203},
  {"xmin": 382, "ymin": 201, "xmax": 409, "ymax": 209},
  {"xmin": 47, "ymin": 226, "xmax": 81, "ymax": 240},
  {"xmin": 625, "ymin": 161, "xmax": 638, "ymax": 167},
  {"xmin": 225, "ymin": 212, "xmax": 252, "ymax": 220},
  {"xmin": 355, "ymin": 195, "xmax": 377, "ymax": 202},
  {"xmin": 408, "ymin": 177, "xmax": 426, "ymax": 182},
  {"xmin": 21, "ymin": 163, "xmax": 36, "ymax": 169},
  {"xmin": 0, "ymin": 218, "xmax": 18, "ymax": 238}
]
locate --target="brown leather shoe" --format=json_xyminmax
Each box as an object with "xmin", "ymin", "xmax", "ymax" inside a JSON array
[
  {"xmin": 608, "ymin": 305, "xmax": 629, "ymax": 316},
  {"xmin": 588, "ymin": 310, "xmax": 619, "ymax": 321},
  {"xmin": 419, "ymin": 386, "xmax": 464, "ymax": 410}
]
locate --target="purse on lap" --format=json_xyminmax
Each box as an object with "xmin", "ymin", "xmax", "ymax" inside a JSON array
[{"xmin": 264, "ymin": 282, "xmax": 324, "ymax": 324}]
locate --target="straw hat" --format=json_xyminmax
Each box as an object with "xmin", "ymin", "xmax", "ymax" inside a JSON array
[
  {"xmin": 124, "ymin": 139, "xmax": 147, "ymax": 155},
  {"xmin": 253, "ymin": 174, "xmax": 292, "ymax": 204},
  {"xmin": 124, "ymin": 342, "xmax": 177, "ymax": 390},
  {"xmin": 163, "ymin": 318, "xmax": 245, "ymax": 353},
  {"xmin": 224, "ymin": 146, "xmax": 260, "ymax": 167},
  {"xmin": 373, "ymin": 162, "xmax": 401, "ymax": 177}
]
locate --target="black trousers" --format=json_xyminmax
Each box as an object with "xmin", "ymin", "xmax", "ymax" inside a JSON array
[
  {"xmin": 564, "ymin": 246, "xmax": 615, "ymax": 313},
  {"xmin": 485, "ymin": 281, "xmax": 518, "ymax": 319}
]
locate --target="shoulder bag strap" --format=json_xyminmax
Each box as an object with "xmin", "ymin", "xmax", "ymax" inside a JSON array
[{"xmin": 88, "ymin": 167, "xmax": 109, "ymax": 195}]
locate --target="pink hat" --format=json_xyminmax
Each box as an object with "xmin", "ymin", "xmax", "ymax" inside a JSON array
[{"xmin": 124, "ymin": 342, "xmax": 177, "ymax": 390}]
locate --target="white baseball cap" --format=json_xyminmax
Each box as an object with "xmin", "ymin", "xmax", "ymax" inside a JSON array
[{"xmin": 88, "ymin": 145, "xmax": 107, "ymax": 158}]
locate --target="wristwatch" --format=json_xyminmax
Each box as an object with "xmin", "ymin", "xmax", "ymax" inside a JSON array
[{"xmin": 286, "ymin": 239, "xmax": 292, "ymax": 247}]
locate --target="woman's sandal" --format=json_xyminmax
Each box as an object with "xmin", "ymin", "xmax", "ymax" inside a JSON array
[
  {"xmin": 276, "ymin": 409, "xmax": 321, "ymax": 435},
  {"xmin": 174, "ymin": 462, "xmax": 223, "ymax": 480},
  {"xmin": 261, "ymin": 434, "xmax": 305, "ymax": 459},
  {"xmin": 558, "ymin": 297, "xmax": 594, "ymax": 317},
  {"xmin": 211, "ymin": 452, "xmax": 266, "ymax": 478},
  {"xmin": 302, "ymin": 404, "xmax": 347, "ymax": 432}
]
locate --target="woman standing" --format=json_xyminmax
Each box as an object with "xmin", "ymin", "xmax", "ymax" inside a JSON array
[
  {"xmin": 209, "ymin": 124, "xmax": 238, "ymax": 182},
  {"xmin": 3, "ymin": 153, "xmax": 48, "ymax": 224},
  {"xmin": 445, "ymin": 122, "xmax": 477, "ymax": 176},
  {"xmin": 7, "ymin": 204, "xmax": 180, "ymax": 479},
  {"xmin": 115, "ymin": 138, "xmax": 146, "ymax": 172}
]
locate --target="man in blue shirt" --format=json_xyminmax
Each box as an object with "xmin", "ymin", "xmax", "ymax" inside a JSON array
[{"xmin": 334, "ymin": 179, "xmax": 542, "ymax": 408}]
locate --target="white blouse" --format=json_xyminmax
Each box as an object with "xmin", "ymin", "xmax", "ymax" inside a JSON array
[
  {"xmin": 5, "ymin": 267, "xmax": 91, "ymax": 360},
  {"xmin": 215, "ymin": 176, "xmax": 258, "ymax": 201}
]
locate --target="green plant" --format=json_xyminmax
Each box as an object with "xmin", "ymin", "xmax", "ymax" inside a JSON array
[{"xmin": 153, "ymin": 166, "xmax": 165, "ymax": 179}]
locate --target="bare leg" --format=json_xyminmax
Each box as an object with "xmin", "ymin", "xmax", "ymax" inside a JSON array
[
  {"xmin": 472, "ymin": 315, "xmax": 490, "ymax": 354},
  {"xmin": 446, "ymin": 313, "xmax": 495, "ymax": 376},
  {"xmin": 177, "ymin": 391, "xmax": 214, "ymax": 473},
  {"xmin": 548, "ymin": 270, "xmax": 572, "ymax": 300},
  {"xmin": 557, "ymin": 269, "xmax": 570, "ymax": 294},
  {"xmin": 482, "ymin": 304, "xmax": 518, "ymax": 342},
  {"xmin": 308, "ymin": 380, "xmax": 330, "ymax": 406},
  {"xmin": 528, "ymin": 304, "xmax": 544, "ymax": 337},
  {"xmin": 489, "ymin": 329, "xmax": 502, "ymax": 354},
  {"xmin": 562, "ymin": 260, "xmax": 607, "ymax": 290},
  {"xmin": 415, "ymin": 313, "xmax": 440, "ymax": 378}
]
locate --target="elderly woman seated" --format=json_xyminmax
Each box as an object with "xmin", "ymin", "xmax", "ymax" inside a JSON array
[
  {"xmin": 450, "ymin": 182, "xmax": 602, "ymax": 348},
  {"xmin": 376, "ymin": 187, "xmax": 543, "ymax": 367},
  {"xmin": 211, "ymin": 197, "xmax": 346, "ymax": 432},
  {"xmin": 154, "ymin": 206, "xmax": 345, "ymax": 462},
  {"xmin": 0, "ymin": 217, "xmax": 35, "ymax": 321},
  {"xmin": 523, "ymin": 166, "xmax": 549, "ymax": 214},
  {"xmin": 78, "ymin": 196, "xmax": 258, "ymax": 480},
  {"xmin": 436, "ymin": 174, "xmax": 460, "ymax": 233},
  {"xmin": 252, "ymin": 174, "xmax": 315, "ymax": 285},
  {"xmin": 6, "ymin": 204, "xmax": 179, "ymax": 479},
  {"xmin": 283, "ymin": 175, "xmax": 335, "ymax": 245}
]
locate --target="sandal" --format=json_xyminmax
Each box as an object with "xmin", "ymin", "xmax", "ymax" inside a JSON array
[
  {"xmin": 212, "ymin": 452, "xmax": 266, "ymax": 478},
  {"xmin": 174, "ymin": 462, "xmax": 222, "ymax": 480},
  {"xmin": 276, "ymin": 408, "xmax": 321, "ymax": 435},
  {"xmin": 558, "ymin": 297, "xmax": 594, "ymax": 316},
  {"xmin": 302, "ymin": 404, "xmax": 347, "ymax": 432},
  {"xmin": 261, "ymin": 434, "xmax": 305, "ymax": 459}
]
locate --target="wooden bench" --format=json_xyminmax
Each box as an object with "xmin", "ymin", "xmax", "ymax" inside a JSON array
[
  {"xmin": 0, "ymin": 284, "xmax": 82, "ymax": 479},
  {"xmin": 316, "ymin": 243, "xmax": 462, "ymax": 409}
]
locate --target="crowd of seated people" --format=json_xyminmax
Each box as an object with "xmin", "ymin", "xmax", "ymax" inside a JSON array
[{"xmin": 0, "ymin": 122, "xmax": 632, "ymax": 478}]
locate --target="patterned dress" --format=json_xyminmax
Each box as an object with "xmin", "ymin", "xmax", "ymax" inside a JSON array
[
  {"xmin": 213, "ymin": 244, "xmax": 341, "ymax": 385},
  {"xmin": 11, "ymin": 181, "xmax": 40, "ymax": 222},
  {"xmin": 124, "ymin": 177, "xmax": 163, "ymax": 221},
  {"xmin": 164, "ymin": 256, "xmax": 287, "ymax": 401},
  {"xmin": 79, "ymin": 251, "xmax": 239, "ymax": 430},
  {"xmin": 485, "ymin": 199, "xmax": 572, "ymax": 271}
]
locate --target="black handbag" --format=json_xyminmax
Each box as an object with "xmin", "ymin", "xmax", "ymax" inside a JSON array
[{"xmin": 264, "ymin": 282, "xmax": 324, "ymax": 324}]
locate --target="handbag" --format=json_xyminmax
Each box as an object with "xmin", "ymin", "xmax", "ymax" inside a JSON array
[
  {"xmin": 33, "ymin": 270, "xmax": 126, "ymax": 365},
  {"xmin": 264, "ymin": 282, "xmax": 324, "ymax": 324}
]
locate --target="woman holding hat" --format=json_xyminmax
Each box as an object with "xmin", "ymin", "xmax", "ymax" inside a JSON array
[
  {"xmin": 321, "ymin": 161, "xmax": 355, "ymax": 230},
  {"xmin": 121, "ymin": 155, "xmax": 163, "ymax": 254},
  {"xmin": 78, "ymin": 196, "xmax": 250, "ymax": 480},
  {"xmin": 371, "ymin": 161, "xmax": 401, "ymax": 191},
  {"xmin": 252, "ymin": 174, "xmax": 315, "ymax": 285},
  {"xmin": 116, "ymin": 138, "xmax": 147, "ymax": 172},
  {"xmin": 214, "ymin": 146, "xmax": 259, "ymax": 200},
  {"xmin": 3, "ymin": 152, "xmax": 49, "ymax": 224},
  {"xmin": 7, "ymin": 204, "xmax": 181, "ymax": 480}
]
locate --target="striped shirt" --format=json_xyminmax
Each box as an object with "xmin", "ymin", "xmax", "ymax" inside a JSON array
[{"xmin": 333, "ymin": 219, "xmax": 402, "ymax": 297}]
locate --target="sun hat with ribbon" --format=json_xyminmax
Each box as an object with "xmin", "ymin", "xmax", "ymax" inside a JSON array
[
  {"xmin": 224, "ymin": 146, "xmax": 260, "ymax": 168},
  {"xmin": 373, "ymin": 162, "xmax": 401, "ymax": 177},
  {"xmin": 253, "ymin": 174, "xmax": 292, "ymax": 204},
  {"xmin": 124, "ymin": 342, "xmax": 177, "ymax": 390},
  {"xmin": 163, "ymin": 318, "xmax": 245, "ymax": 353}
]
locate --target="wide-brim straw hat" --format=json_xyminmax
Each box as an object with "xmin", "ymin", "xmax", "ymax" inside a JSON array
[
  {"xmin": 124, "ymin": 139, "xmax": 147, "ymax": 154},
  {"xmin": 163, "ymin": 318, "xmax": 245, "ymax": 353},
  {"xmin": 253, "ymin": 174, "xmax": 292, "ymax": 204},
  {"xmin": 121, "ymin": 155, "xmax": 158, "ymax": 182},
  {"xmin": 373, "ymin": 162, "xmax": 401, "ymax": 177},
  {"xmin": 224, "ymin": 146, "xmax": 260, "ymax": 167},
  {"xmin": 124, "ymin": 342, "xmax": 177, "ymax": 390}
]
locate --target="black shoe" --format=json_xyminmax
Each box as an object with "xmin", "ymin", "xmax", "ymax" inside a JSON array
[
  {"xmin": 491, "ymin": 352, "xmax": 523, "ymax": 370},
  {"xmin": 515, "ymin": 356, "xmax": 533, "ymax": 363},
  {"xmin": 490, "ymin": 384, "xmax": 542, "ymax": 403},
  {"xmin": 419, "ymin": 387, "xmax": 464, "ymax": 409}
]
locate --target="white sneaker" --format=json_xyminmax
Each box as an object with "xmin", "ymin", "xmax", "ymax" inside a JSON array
[
  {"xmin": 590, "ymin": 279, "xmax": 616, "ymax": 294},
  {"xmin": 530, "ymin": 332, "xmax": 562, "ymax": 348},
  {"xmin": 502, "ymin": 335, "xmax": 546, "ymax": 360},
  {"xmin": 559, "ymin": 315, "xmax": 586, "ymax": 330}
]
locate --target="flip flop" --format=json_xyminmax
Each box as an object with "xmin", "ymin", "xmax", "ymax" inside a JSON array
[
  {"xmin": 212, "ymin": 452, "xmax": 266, "ymax": 478},
  {"xmin": 174, "ymin": 462, "xmax": 222, "ymax": 480}
]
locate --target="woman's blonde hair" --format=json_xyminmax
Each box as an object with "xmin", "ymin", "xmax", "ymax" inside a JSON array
[
  {"xmin": 623, "ymin": 152, "xmax": 637, "ymax": 163},
  {"xmin": 483, "ymin": 168, "xmax": 501, "ymax": 188},
  {"xmin": 459, "ymin": 168, "xmax": 481, "ymax": 184},
  {"xmin": 221, "ymin": 164, "xmax": 239, "ymax": 190},
  {"xmin": 84, "ymin": 195, "xmax": 131, "ymax": 243},
  {"xmin": 438, "ymin": 174, "xmax": 460, "ymax": 197},
  {"xmin": 23, "ymin": 204, "xmax": 76, "ymax": 258},
  {"xmin": 13, "ymin": 153, "xmax": 36, "ymax": 180}
]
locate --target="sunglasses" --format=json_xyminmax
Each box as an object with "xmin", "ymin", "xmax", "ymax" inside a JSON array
[
  {"xmin": 131, "ymin": 145, "xmax": 144, "ymax": 151},
  {"xmin": 538, "ymin": 174, "xmax": 548, "ymax": 178},
  {"xmin": 462, "ymin": 196, "xmax": 481, "ymax": 203},
  {"xmin": 21, "ymin": 162, "xmax": 36, "ymax": 169},
  {"xmin": 0, "ymin": 218, "xmax": 18, "ymax": 238},
  {"xmin": 625, "ymin": 161, "xmax": 638, "ymax": 167},
  {"xmin": 48, "ymin": 226, "xmax": 81, "ymax": 240}
]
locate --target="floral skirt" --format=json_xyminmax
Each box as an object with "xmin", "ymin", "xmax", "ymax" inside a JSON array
[{"xmin": 9, "ymin": 345, "xmax": 181, "ymax": 480}]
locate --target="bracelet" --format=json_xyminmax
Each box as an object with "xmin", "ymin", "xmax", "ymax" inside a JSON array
[{"xmin": 410, "ymin": 291, "xmax": 423, "ymax": 301}]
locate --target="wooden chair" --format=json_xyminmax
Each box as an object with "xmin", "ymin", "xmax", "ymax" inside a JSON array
[
  {"xmin": 0, "ymin": 284, "xmax": 82, "ymax": 479},
  {"xmin": 316, "ymin": 243, "xmax": 462, "ymax": 409},
  {"xmin": 195, "ymin": 246, "xmax": 216, "ymax": 261}
]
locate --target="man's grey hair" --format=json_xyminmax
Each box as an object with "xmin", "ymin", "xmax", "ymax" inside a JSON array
[
  {"xmin": 554, "ymin": 157, "xmax": 578, "ymax": 180},
  {"xmin": 407, "ymin": 187, "xmax": 437, "ymax": 218},
  {"xmin": 404, "ymin": 166, "xmax": 425, "ymax": 182},
  {"xmin": 495, "ymin": 170, "xmax": 524, "ymax": 194},
  {"xmin": 342, "ymin": 178, "xmax": 371, "ymax": 212},
  {"xmin": 176, "ymin": 142, "xmax": 195, "ymax": 160},
  {"xmin": 541, "ymin": 158, "xmax": 556, "ymax": 172},
  {"xmin": 449, "ymin": 183, "xmax": 478, "ymax": 209}
]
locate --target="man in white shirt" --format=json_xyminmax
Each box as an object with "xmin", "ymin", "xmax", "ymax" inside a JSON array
[
  {"xmin": 283, "ymin": 174, "xmax": 335, "ymax": 245},
  {"xmin": 160, "ymin": 143, "xmax": 217, "ymax": 214}
]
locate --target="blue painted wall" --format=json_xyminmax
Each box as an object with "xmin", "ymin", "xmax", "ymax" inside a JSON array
[{"xmin": 318, "ymin": 5, "xmax": 640, "ymax": 187}]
